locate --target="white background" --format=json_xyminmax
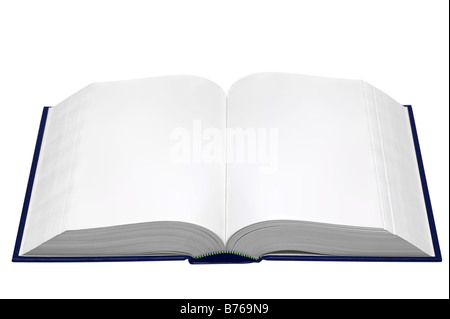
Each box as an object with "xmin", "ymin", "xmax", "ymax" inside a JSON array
[{"xmin": 0, "ymin": 0, "xmax": 448, "ymax": 299}]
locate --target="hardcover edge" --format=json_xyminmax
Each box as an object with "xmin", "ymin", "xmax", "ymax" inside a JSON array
[
  {"xmin": 12, "ymin": 105, "xmax": 441, "ymax": 263},
  {"xmin": 12, "ymin": 107, "xmax": 50, "ymax": 262}
]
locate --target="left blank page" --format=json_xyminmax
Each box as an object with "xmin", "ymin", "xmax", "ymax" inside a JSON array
[{"xmin": 20, "ymin": 76, "xmax": 226, "ymax": 255}]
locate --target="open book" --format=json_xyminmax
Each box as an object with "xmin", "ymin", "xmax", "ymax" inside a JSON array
[{"xmin": 13, "ymin": 73, "xmax": 441, "ymax": 263}]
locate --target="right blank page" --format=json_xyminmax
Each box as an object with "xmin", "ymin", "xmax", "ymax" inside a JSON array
[{"xmin": 226, "ymin": 72, "xmax": 433, "ymax": 256}]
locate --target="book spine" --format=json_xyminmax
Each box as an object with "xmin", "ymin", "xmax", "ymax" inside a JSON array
[{"xmin": 189, "ymin": 252, "xmax": 260, "ymax": 264}]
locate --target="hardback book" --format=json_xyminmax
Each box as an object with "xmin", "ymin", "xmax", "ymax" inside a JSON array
[{"xmin": 13, "ymin": 73, "xmax": 441, "ymax": 263}]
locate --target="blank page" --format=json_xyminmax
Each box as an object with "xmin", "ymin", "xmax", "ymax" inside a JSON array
[
  {"xmin": 20, "ymin": 76, "xmax": 226, "ymax": 255},
  {"xmin": 226, "ymin": 73, "xmax": 383, "ymax": 240}
]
